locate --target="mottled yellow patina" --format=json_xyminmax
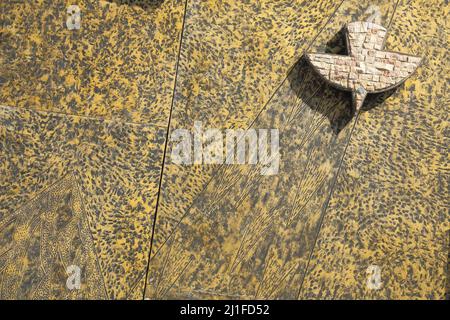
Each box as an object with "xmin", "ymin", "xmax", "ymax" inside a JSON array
[{"xmin": 0, "ymin": 0, "xmax": 447, "ymax": 300}]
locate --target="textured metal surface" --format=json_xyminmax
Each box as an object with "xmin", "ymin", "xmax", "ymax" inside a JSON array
[
  {"xmin": 299, "ymin": 0, "xmax": 449, "ymax": 299},
  {"xmin": 144, "ymin": 0, "xmax": 448, "ymax": 299},
  {"xmin": 0, "ymin": 105, "xmax": 166, "ymax": 299},
  {"xmin": 0, "ymin": 0, "xmax": 185, "ymax": 125},
  {"xmin": 0, "ymin": 173, "xmax": 107, "ymax": 299},
  {"xmin": 144, "ymin": 0, "xmax": 404, "ymax": 299},
  {"xmin": 0, "ymin": 0, "xmax": 448, "ymax": 299},
  {"xmin": 0, "ymin": 0, "xmax": 184, "ymax": 299}
]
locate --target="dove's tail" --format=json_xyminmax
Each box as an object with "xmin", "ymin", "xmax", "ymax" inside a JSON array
[{"xmin": 352, "ymin": 87, "xmax": 367, "ymax": 113}]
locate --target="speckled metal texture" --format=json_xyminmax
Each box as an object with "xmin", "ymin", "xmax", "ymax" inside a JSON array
[{"xmin": 0, "ymin": 0, "xmax": 448, "ymax": 300}]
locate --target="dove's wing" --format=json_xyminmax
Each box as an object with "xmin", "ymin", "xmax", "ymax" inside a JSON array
[
  {"xmin": 306, "ymin": 52, "xmax": 422, "ymax": 93},
  {"xmin": 366, "ymin": 52, "xmax": 422, "ymax": 92},
  {"xmin": 305, "ymin": 53, "xmax": 354, "ymax": 90}
]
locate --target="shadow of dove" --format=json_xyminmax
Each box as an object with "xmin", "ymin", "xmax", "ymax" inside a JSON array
[{"xmin": 305, "ymin": 21, "xmax": 422, "ymax": 112}]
